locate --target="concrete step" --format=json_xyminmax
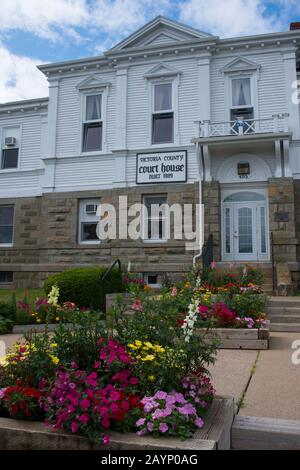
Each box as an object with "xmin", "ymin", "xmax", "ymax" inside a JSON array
[
  {"xmin": 267, "ymin": 307, "xmax": 300, "ymax": 315},
  {"xmin": 266, "ymin": 314, "xmax": 300, "ymax": 323},
  {"xmin": 268, "ymin": 298, "xmax": 300, "ymax": 308},
  {"xmin": 270, "ymin": 323, "xmax": 300, "ymax": 332},
  {"xmin": 232, "ymin": 415, "xmax": 300, "ymax": 450}
]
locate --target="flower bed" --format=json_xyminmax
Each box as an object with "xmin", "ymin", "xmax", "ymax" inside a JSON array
[
  {"xmin": 0, "ymin": 282, "xmax": 219, "ymax": 448},
  {"xmin": 107, "ymin": 263, "xmax": 269, "ymax": 350}
]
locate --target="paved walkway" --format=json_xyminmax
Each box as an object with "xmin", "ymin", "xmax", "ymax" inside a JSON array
[
  {"xmin": 209, "ymin": 332, "xmax": 300, "ymax": 420},
  {"xmin": 1, "ymin": 332, "xmax": 300, "ymax": 420}
]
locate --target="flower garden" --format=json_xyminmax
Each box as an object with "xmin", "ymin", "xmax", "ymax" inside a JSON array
[{"xmin": 0, "ymin": 263, "xmax": 266, "ymax": 447}]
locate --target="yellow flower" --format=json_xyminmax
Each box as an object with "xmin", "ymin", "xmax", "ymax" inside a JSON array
[
  {"xmin": 134, "ymin": 340, "xmax": 142, "ymax": 347},
  {"xmin": 128, "ymin": 343, "xmax": 138, "ymax": 350},
  {"xmin": 36, "ymin": 319, "xmax": 41, "ymax": 323},
  {"xmin": 50, "ymin": 343, "xmax": 58, "ymax": 348},
  {"xmin": 49, "ymin": 355, "xmax": 59, "ymax": 365},
  {"xmin": 144, "ymin": 341, "xmax": 153, "ymax": 349},
  {"xmin": 148, "ymin": 375, "xmax": 155, "ymax": 382},
  {"xmin": 55, "ymin": 317, "xmax": 60, "ymax": 322},
  {"xmin": 154, "ymin": 345, "xmax": 165, "ymax": 353},
  {"xmin": 141, "ymin": 354, "xmax": 155, "ymax": 362}
]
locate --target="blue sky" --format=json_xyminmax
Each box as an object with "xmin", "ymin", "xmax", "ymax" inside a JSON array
[{"xmin": 0, "ymin": 0, "xmax": 300, "ymax": 103}]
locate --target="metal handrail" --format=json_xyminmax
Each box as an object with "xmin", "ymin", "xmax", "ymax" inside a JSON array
[
  {"xmin": 270, "ymin": 232, "xmax": 276, "ymax": 293},
  {"xmin": 101, "ymin": 259, "xmax": 122, "ymax": 282},
  {"xmin": 202, "ymin": 234, "xmax": 213, "ymax": 268}
]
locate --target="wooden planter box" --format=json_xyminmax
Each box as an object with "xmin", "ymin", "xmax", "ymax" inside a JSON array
[
  {"xmin": 196, "ymin": 321, "xmax": 270, "ymax": 350},
  {"xmin": 0, "ymin": 396, "xmax": 234, "ymax": 451}
]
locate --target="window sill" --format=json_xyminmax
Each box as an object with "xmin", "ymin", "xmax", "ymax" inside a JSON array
[
  {"xmin": 0, "ymin": 244, "xmax": 13, "ymax": 248},
  {"xmin": 0, "ymin": 168, "xmax": 20, "ymax": 173},
  {"xmin": 78, "ymin": 241, "xmax": 101, "ymax": 246},
  {"xmin": 80, "ymin": 151, "xmax": 109, "ymax": 157},
  {"xmin": 142, "ymin": 239, "xmax": 168, "ymax": 244}
]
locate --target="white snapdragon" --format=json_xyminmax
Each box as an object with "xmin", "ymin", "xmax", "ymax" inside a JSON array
[
  {"xmin": 48, "ymin": 285, "xmax": 60, "ymax": 307},
  {"xmin": 182, "ymin": 298, "xmax": 199, "ymax": 343}
]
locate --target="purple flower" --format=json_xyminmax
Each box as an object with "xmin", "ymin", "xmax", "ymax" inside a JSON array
[
  {"xmin": 154, "ymin": 391, "xmax": 168, "ymax": 400},
  {"xmin": 71, "ymin": 421, "xmax": 78, "ymax": 433},
  {"xmin": 195, "ymin": 417, "xmax": 204, "ymax": 428},
  {"xmin": 136, "ymin": 418, "xmax": 146, "ymax": 427},
  {"xmin": 147, "ymin": 421, "xmax": 154, "ymax": 432},
  {"xmin": 137, "ymin": 428, "xmax": 147, "ymax": 437},
  {"xmin": 177, "ymin": 404, "xmax": 196, "ymax": 416},
  {"xmin": 159, "ymin": 423, "xmax": 169, "ymax": 433}
]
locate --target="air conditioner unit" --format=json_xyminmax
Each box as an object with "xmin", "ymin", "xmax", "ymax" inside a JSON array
[
  {"xmin": 85, "ymin": 204, "xmax": 98, "ymax": 215},
  {"xmin": 5, "ymin": 137, "xmax": 17, "ymax": 147}
]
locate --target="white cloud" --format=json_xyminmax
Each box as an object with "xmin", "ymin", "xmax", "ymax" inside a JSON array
[
  {"xmin": 179, "ymin": 0, "xmax": 282, "ymax": 37},
  {"xmin": 0, "ymin": 44, "xmax": 48, "ymax": 103},
  {"xmin": 0, "ymin": 0, "xmax": 88, "ymax": 42}
]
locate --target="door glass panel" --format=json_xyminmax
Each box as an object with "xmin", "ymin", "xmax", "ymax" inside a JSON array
[
  {"xmin": 238, "ymin": 207, "xmax": 253, "ymax": 253},
  {"xmin": 225, "ymin": 208, "xmax": 231, "ymax": 254},
  {"xmin": 260, "ymin": 207, "xmax": 267, "ymax": 253}
]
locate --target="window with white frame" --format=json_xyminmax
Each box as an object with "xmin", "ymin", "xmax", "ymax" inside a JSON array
[
  {"xmin": 78, "ymin": 199, "xmax": 101, "ymax": 244},
  {"xmin": 230, "ymin": 77, "xmax": 254, "ymax": 124},
  {"xmin": 82, "ymin": 94, "xmax": 103, "ymax": 152},
  {"xmin": 0, "ymin": 205, "xmax": 14, "ymax": 246},
  {"xmin": 1, "ymin": 128, "xmax": 20, "ymax": 169},
  {"xmin": 152, "ymin": 83, "xmax": 174, "ymax": 144},
  {"xmin": 143, "ymin": 273, "xmax": 161, "ymax": 288},
  {"xmin": 143, "ymin": 195, "xmax": 167, "ymax": 241}
]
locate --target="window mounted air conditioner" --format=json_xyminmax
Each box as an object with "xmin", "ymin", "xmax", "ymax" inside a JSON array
[
  {"xmin": 5, "ymin": 137, "xmax": 17, "ymax": 147},
  {"xmin": 85, "ymin": 204, "xmax": 98, "ymax": 215}
]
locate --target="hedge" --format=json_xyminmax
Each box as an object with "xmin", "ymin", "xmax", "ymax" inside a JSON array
[{"xmin": 44, "ymin": 266, "xmax": 124, "ymax": 311}]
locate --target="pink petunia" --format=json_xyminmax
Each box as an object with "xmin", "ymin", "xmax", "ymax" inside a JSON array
[{"xmin": 71, "ymin": 421, "xmax": 78, "ymax": 433}]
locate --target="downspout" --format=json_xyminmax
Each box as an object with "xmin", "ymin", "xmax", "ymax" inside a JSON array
[{"xmin": 193, "ymin": 143, "xmax": 204, "ymax": 266}]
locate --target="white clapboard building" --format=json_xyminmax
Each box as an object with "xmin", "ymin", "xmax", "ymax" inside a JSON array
[{"xmin": 1, "ymin": 16, "xmax": 300, "ymax": 288}]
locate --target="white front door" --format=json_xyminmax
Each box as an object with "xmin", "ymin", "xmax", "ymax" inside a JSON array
[{"xmin": 222, "ymin": 192, "xmax": 269, "ymax": 261}]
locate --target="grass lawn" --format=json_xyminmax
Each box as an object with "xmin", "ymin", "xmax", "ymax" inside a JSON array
[{"xmin": 0, "ymin": 288, "xmax": 45, "ymax": 305}]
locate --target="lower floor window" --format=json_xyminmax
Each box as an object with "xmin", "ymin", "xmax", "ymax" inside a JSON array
[
  {"xmin": 0, "ymin": 271, "xmax": 13, "ymax": 284},
  {"xmin": 0, "ymin": 205, "xmax": 14, "ymax": 245},
  {"xmin": 79, "ymin": 199, "xmax": 101, "ymax": 244},
  {"xmin": 143, "ymin": 195, "xmax": 167, "ymax": 241},
  {"xmin": 143, "ymin": 273, "xmax": 161, "ymax": 288}
]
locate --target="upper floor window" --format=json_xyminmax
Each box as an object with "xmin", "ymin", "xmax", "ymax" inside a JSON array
[
  {"xmin": 1, "ymin": 131, "xmax": 19, "ymax": 169},
  {"xmin": 0, "ymin": 205, "xmax": 14, "ymax": 246},
  {"xmin": 78, "ymin": 199, "xmax": 100, "ymax": 244},
  {"xmin": 152, "ymin": 83, "xmax": 174, "ymax": 144},
  {"xmin": 230, "ymin": 77, "xmax": 254, "ymax": 123},
  {"xmin": 82, "ymin": 94, "xmax": 102, "ymax": 152}
]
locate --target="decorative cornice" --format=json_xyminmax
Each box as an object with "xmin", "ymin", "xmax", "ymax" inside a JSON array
[
  {"xmin": 144, "ymin": 62, "xmax": 182, "ymax": 79},
  {"xmin": 0, "ymin": 97, "xmax": 49, "ymax": 115},
  {"xmin": 75, "ymin": 75, "xmax": 111, "ymax": 91}
]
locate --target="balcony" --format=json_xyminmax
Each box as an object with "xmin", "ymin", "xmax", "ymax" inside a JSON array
[{"xmin": 194, "ymin": 114, "xmax": 290, "ymax": 140}]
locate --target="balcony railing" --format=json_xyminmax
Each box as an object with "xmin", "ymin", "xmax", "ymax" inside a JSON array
[{"xmin": 194, "ymin": 114, "xmax": 290, "ymax": 139}]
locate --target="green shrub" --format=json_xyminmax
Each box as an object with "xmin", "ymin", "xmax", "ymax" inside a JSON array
[
  {"xmin": 0, "ymin": 301, "xmax": 15, "ymax": 321},
  {"xmin": 0, "ymin": 315, "xmax": 13, "ymax": 334},
  {"xmin": 44, "ymin": 267, "xmax": 124, "ymax": 311}
]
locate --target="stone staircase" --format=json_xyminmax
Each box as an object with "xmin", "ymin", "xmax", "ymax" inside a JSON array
[{"xmin": 266, "ymin": 297, "xmax": 300, "ymax": 332}]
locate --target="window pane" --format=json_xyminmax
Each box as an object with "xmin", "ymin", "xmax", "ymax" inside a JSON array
[
  {"xmin": 144, "ymin": 195, "xmax": 167, "ymax": 240},
  {"xmin": 225, "ymin": 208, "xmax": 231, "ymax": 254},
  {"xmin": 1, "ymin": 149, "xmax": 19, "ymax": 169},
  {"xmin": 152, "ymin": 113, "xmax": 173, "ymax": 144},
  {"xmin": 0, "ymin": 206, "xmax": 14, "ymax": 225},
  {"xmin": 154, "ymin": 83, "xmax": 172, "ymax": 111},
  {"xmin": 0, "ymin": 272, "xmax": 13, "ymax": 283},
  {"xmin": 83, "ymin": 123, "xmax": 102, "ymax": 152},
  {"xmin": 232, "ymin": 78, "xmax": 251, "ymax": 107},
  {"xmin": 238, "ymin": 207, "xmax": 253, "ymax": 253},
  {"xmin": 260, "ymin": 207, "xmax": 267, "ymax": 254},
  {"xmin": 0, "ymin": 226, "xmax": 13, "ymax": 244},
  {"xmin": 81, "ymin": 223, "xmax": 98, "ymax": 241},
  {"xmin": 86, "ymin": 95, "xmax": 101, "ymax": 121}
]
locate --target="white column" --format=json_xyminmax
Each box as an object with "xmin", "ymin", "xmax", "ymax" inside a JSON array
[
  {"xmin": 274, "ymin": 139, "xmax": 282, "ymax": 177},
  {"xmin": 283, "ymin": 50, "xmax": 300, "ymax": 140},
  {"xmin": 197, "ymin": 55, "xmax": 211, "ymax": 122},
  {"xmin": 42, "ymin": 78, "xmax": 59, "ymax": 192},
  {"xmin": 116, "ymin": 67, "xmax": 128, "ymax": 149}
]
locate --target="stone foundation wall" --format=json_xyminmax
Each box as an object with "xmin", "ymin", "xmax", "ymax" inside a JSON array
[
  {"xmin": 0, "ymin": 184, "xmax": 198, "ymax": 288},
  {"xmin": 268, "ymin": 178, "xmax": 297, "ymax": 262},
  {"xmin": 203, "ymin": 181, "xmax": 221, "ymax": 261}
]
